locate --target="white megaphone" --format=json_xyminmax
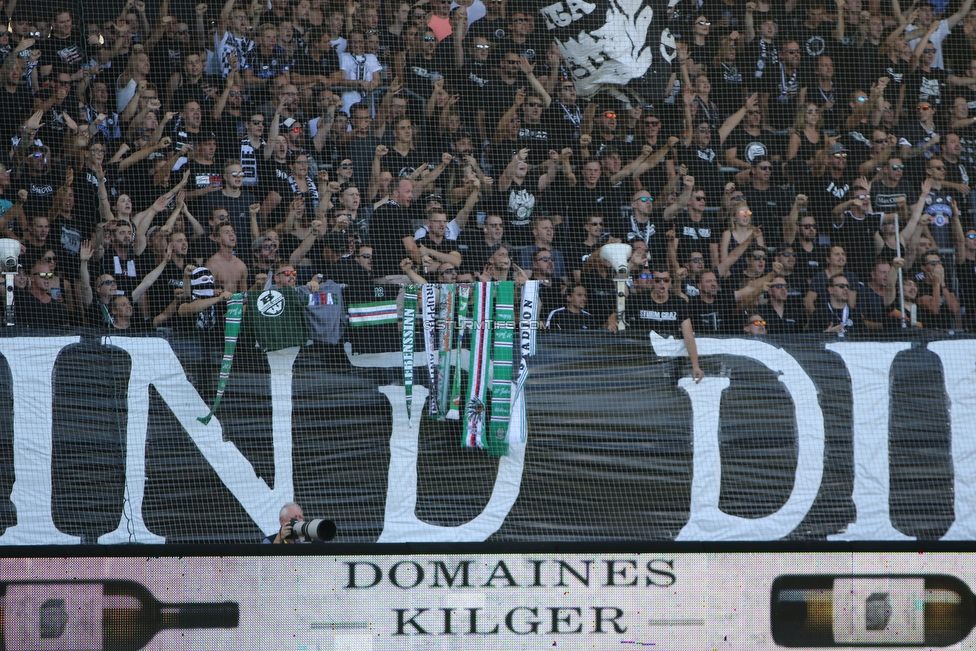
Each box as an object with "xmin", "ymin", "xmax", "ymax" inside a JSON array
[
  {"xmin": 600, "ymin": 243, "xmax": 632, "ymax": 331},
  {"xmin": 600, "ymin": 243, "xmax": 632, "ymax": 277}
]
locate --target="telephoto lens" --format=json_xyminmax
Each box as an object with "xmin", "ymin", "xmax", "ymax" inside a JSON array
[{"xmin": 290, "ymin": 518, "xmax": 337, "ymax": 542}]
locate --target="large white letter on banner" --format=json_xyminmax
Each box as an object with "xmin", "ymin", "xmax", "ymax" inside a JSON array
[
  {"xmin": 652, "ymin": 335, "xmax": 825, "ymax": 540},
  {"xmin": 929, "ymin": 340, "xmax": 976, "ymax": 540},
  {"xmin": 827, "ymin": 341, "xmax": 914, "ymax": 541},
  {"xmin": 376, "ymin": 384, "xmax": 527, "ymax": 542},
  {"xmin": 97, "ymin": 338, "xmax": 298, "ymax": 543},
  {"xmin": 0, "ymin": 337, "xmax": 81, "ymax": 544}
]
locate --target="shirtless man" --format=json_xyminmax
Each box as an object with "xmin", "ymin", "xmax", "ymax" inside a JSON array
[{"xmin": 205, "ymin": 223, "xmax": 249, "ymax": 294}]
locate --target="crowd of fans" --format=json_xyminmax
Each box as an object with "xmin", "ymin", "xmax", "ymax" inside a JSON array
[{"xmin": 1, "ymin": 0, "xmax": 975, "ymax": 349}]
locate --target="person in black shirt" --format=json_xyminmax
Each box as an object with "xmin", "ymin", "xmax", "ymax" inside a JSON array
[
  {"xmin": 545, "ymin": 283, "xmax": 598, "ymax": 331},
  {"xmin": 761, "ymin": 276, "xmax": 805, "ymax": 334},
  {"xmin": 688, "ymin": 270, "xmax": 745, "ymax": 334},
  {"xmin": 367, "ymin": 177, "xmax": 417, "ymax": 278},
  {"xmin": 622, "ymin": 266, "xmax": 704, "ymax": 382},
  {"xmin": 808, "ymin": 273, "xmax": 861, "ymax": 334},
  {"xmin": 15, "ymin": 262, "xmax": 70, "ymax": 329}
]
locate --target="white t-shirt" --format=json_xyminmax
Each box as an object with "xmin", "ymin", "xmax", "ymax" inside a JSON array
[{"xmin": 907, "ymin": 19, "xmax": 951, "ymax": 71}]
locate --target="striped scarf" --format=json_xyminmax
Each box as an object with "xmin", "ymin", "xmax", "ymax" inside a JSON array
[
  {"xmin": 464, "ymin": 282, "xmax": 494, "ymax": 449},
  {"xmin": 402, "ymin": 286, "xmax": 418, "ymax": 419},
  {"xmin": 197, "ymin": 293, "xmax": 244, "ymax": 425},
  {"xmin": 447, "ymin": 284, "xmax": 470, "ymax": 420},
  {"xmin": 421, "ymin": 284, "xmax": 440, "ymax": 417},
  {"xmin": 486, "ymin": 281, "xmax": 515, "ymax": 457}
]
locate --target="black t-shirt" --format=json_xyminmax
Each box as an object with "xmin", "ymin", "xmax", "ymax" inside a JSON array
[
  {"xmin": 726, "ymin": 126, "xmax": 783, "ymax": 166},
  {"xmin": 830, "ymin": 211, "xmax": 880, "ymax": 280},
  {"xmin": 871, "ymin": 177, "xmax": 916, "ymax": 214},
  {"xmin": 144, "ymin": 259, "xmax": 186, "ymax": 320},
  {"xmin": 808, "ymin": 301, "xmax": 861, "ymax": 334},
  {"xmin": 456, "ymin": 229, "xmax": 500, "ymax": 275},
  {"xmin": 688, "ymin": 291, "xmax": 740, "ymax": 335},
  {"xmin": 381, "ymin": 147, "xmax": 430, "ymax": 179},
  {"xmin": 494, "ymin": 171, "xmax": 546, "ymax": 246},
  {"xmin": 906, "ymin": 67, "xmax": 948, "ymax": 108},
  {"xmin": 455, "ymin": 61, "xmax": 492, "ymax": 127},
  {"xmin": 673, "ymin": 212, "xmax": 719, "ymax": 265},
  {"xmin": 292, "ymin": 50, "xmax": 341, "ymax": 79},
  {"xmin": 545, "ymin": 307, "xmax": 598, "ymax": 331},
  {"xmin": 803, "ymin": 170, "xmax": 855, "ymax": 220},
  {"xmin": 762, "ymin": 298, "xmax": 805, "ymax": 335},
  {"xmin": 367, "ymin": 201, "xmax": 414, "ymax": 277},
  {"xmin": 626, "ymin": 291, "xmax": 691, "ymax": 338},
  {"xmin": 14, "ymin": 289, "xmax": 70, "ymax": 329},
  {"xmin": 41, "ymin": 33, "xmax": 86, "ymax": 70}
]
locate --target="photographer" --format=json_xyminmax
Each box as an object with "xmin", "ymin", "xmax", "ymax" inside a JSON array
[{"xmin": 264, "ymin": 502, "xmax": 308, "ymax": 544}]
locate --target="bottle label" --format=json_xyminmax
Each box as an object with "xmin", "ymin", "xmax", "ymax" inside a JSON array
[
  {"xmin": 4, "ymin": 583, "xmax": 103, "ymax": 651},
  {"xmin": 833, "ymin": 577, "xmax": 925, "ymax": 644}
]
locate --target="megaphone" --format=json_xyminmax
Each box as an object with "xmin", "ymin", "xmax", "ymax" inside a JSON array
[{"xmin": 600, "ymin": 243, "xmax": 632, "ymax": 277}]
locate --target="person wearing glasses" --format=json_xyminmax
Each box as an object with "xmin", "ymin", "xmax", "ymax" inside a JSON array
[
  {"xmin": 916, "ymin": 250, "xmax": 961, "ymax": 330},
  {"xmin": 805, "ymin": 143, "xmax": 857, "ymax": 218},
  {"xmin": 917, "ymin": 156, "xmax": 958, "ymax": 249},
  {"xmin": 15, "ymin": 262, "xmax": 70, "ymax": 329},
  {"xmin": 622, "ymin": 266, "xmax": 704, "ymax": 381},
  {"xmin": 898, "ymin": 101, "xmax": 942, "ymax": 182},
  {"xmin": 808, "ymin": 273, "xmax": 862, "ymax": 334},
  {"xmin": 742, "ymin": 312, "xmax": 768, "ymax": 335},
  {"xmin": 937, "ymin": 132, "xmax": 971, "ymax": 201},
  {"xmin": 805, "ymin": 245, "xmax": 860, "ymax": 314},
  {"xmin": 871, "ymin": 156, "xmax": 915, "ymax": 212},
  {"xmin": 830, "ymin": 178, "xmax": 883, "ymax": 279},
  {"xmin": 415, "ymin": 208, "xmax": 462, "ymax": 274},
  {"xmin": 761, "ymin": 276, "xmax": 804, "ymax": 334}
]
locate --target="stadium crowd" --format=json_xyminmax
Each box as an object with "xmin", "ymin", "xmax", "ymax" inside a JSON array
[{"xmin": 1, "ymin": 0, "xmax": 975, "ymax": 347}]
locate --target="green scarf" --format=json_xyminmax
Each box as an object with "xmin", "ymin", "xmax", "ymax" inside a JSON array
[
  {"xmin": 486, "ymin": 281, "xmax": 514, "ymax": 457},
  {"xmin": 198, "ymin": 294, "xmax": 244, "ymax": 425}
]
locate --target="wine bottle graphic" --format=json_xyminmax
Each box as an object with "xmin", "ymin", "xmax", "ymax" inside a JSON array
[
  {"xmin": 1, "ymin": 579, "xmax": 238, "ymax": 650},
  {"xmin": 771, "ymin": 574, "xmax": 976, "ymax": 647}
]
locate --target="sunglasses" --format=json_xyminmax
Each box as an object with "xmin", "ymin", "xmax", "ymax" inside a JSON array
[
  {"xmin": 340, "ymin": 163, "xmax": 353, "ymax": 168},
  {"xmin": 917, "ymin": 104, "xmax": 932, "ymax": 110},
  {"xmin": 746, "ymin": 110, "xmax": 760, "ymax": 115},
  {"xmin": 833, "ymin": 153, "xmax": 847, "ymax": 158},
  {"xmin": 636, "ymin": 196, "xmax": 653, "ymax": 202},
  {"xmin": 771, "ymin": 283, "xmax": 788, "ymax": 289},
  {"xmin": 526, "ymin": 101, "xmax": 543, "ymax": 108},
  {"xmin": 750, "ymin": 320, "xmax": 767, "ymax": 326},
  {"xmin": 757, "ymin": 164, "xmax": 772, "ymax": 170},
  {"xmin": 689, "ymin": 257, "xmax": 704, "ymax": 263},
  {"xmin": 604, "ymin": 112, "xmax": 617, "ymax": 119},
  {"xmin": 697, "ymin": 20, "xmax": 711, "ymax": 25},
  {"xmin": 229, "ymin": 171, "xmax": 245, "ymax": 177},
  {"xmin": 475, "ymin": 44, "xmax": 490, "ymax": 49},
  {"xmin": 423, "ymin": 35, "xmax": 436, "ymax": 41},
  {"xmin": 291, "ymin": 126, "xmax": 303, "ymax": 133},
  {"xmin": 692, "ymin": 195, "xmax": 706, "ymax": 201},
  {"xmin": 356, "ymin": 253, "xmax": 372, "ymax": 259},
  {"xmin": 251, "ymin": 119, "xmax": 265, "ymax": 125},
  {"xmin": 807, "ymin": 108, "xmax": 819, "ymax": 114},
  {"xmin": 856, "ymin": 96, "xmax": 869, "ymax": 103},
  {"xmin": 890, "ymin": 164, "xmax": 904, "ymax": 170},
  {"xmin": 276, "ymin": 269, "xmax": 298, "ymax": 276},
  {"xmin": 228, "ymin": 91, "xmax": 241, "ymax": 97},
  {"xmin": 440, "ymin": 268, "xmax": 458, "ymax": 274},
  {"xmin": 854, "ymin": 193, "xmax": 869, "ymax": 200},
  {"xmin": 561, "ymin": 85, "xmax": 575, "ymax": 91},
  {"xmin": 35, "ymin": 272, "xmax": 55, "ymax": 278},
  {"xmin": 777, "ymin": 251, "xmax": 795, "ymax": 257},
  {"xmin": 652, "ymin": 277, "xmax": 671, "ymax": 283},
  {"xmin": 923, "ymin": 48, "xmax": 936, "ymax": 53},
  {"xmin": 639, "ymin": 273, "xmax": 652, "ymax": 279},
  {"xmin": 800, "ymin": 223, "xmax": 816, "ymax": 228},
  {"xmin": 587, "ymin": 222, "xmax": 603, "ymax": 227},
  {"xmin": 262, "ymin": 243, "xmax": 277, "ymax": 251},
  {"xmin": 100, "ymin": 279, "xmax": 116, "ymax": 286},
  {"xmin": 967, "ymin": 232, "xmax": 976, "ymax": 239}
]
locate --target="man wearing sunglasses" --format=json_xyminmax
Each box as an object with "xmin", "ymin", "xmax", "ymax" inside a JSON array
[
  {"xmin": 805, "ymin": 143, "xmax": 856, "ymax": 218},
  {"xmin": 871, "ymin": 156, "xmax": 914, "ymax": 212},
  {"xmin": 761, "ymin": 276, "xmax": 803, "ymax": 335},
  {"xmin": 808, "ymin": 273, "xmax": 862, "ymax": 334},
  {"xmin": 742, "ymin": 313, "xmax": 768, "ymax": 336},
  {"xmin": 15, "ymin": 263, "xmax": 70, "ymax": 329},
  {"xmin": 622, "ymin": 266, "xmax": 704, "ymax": 383},
  {"xmin": 898, "ymin": 101, "xmax": 942, "ymax": 181}
]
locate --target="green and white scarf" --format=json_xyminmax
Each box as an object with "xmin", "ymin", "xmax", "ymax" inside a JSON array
[
  {"xmin": 402, "ymin": 286, "xmax": 418, "ymax": 419},
  {"xmin": 447, "ymin": 284, "xmax": 470, "ymax": 420},
  {"xmin": 435, "ymin": 284, "xmax": 456, "ymax": 418},
  {"xmin": 421, "ymin": 284, "xmax": 440, "ymax": 418},
  {"xmin": 486, "ymin": 281, "xmax": 515, "ymax": 457},
  {"xmin": 463, "ymin": 282, "xmax": 494, "ymax": 448},
  {"xmin": 512, "ymin": 280, "xmax": 540, "ymax": 444},
  {"xmin": 198, "ymin": 293, "xmax": 244, "ymax": 425}
]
